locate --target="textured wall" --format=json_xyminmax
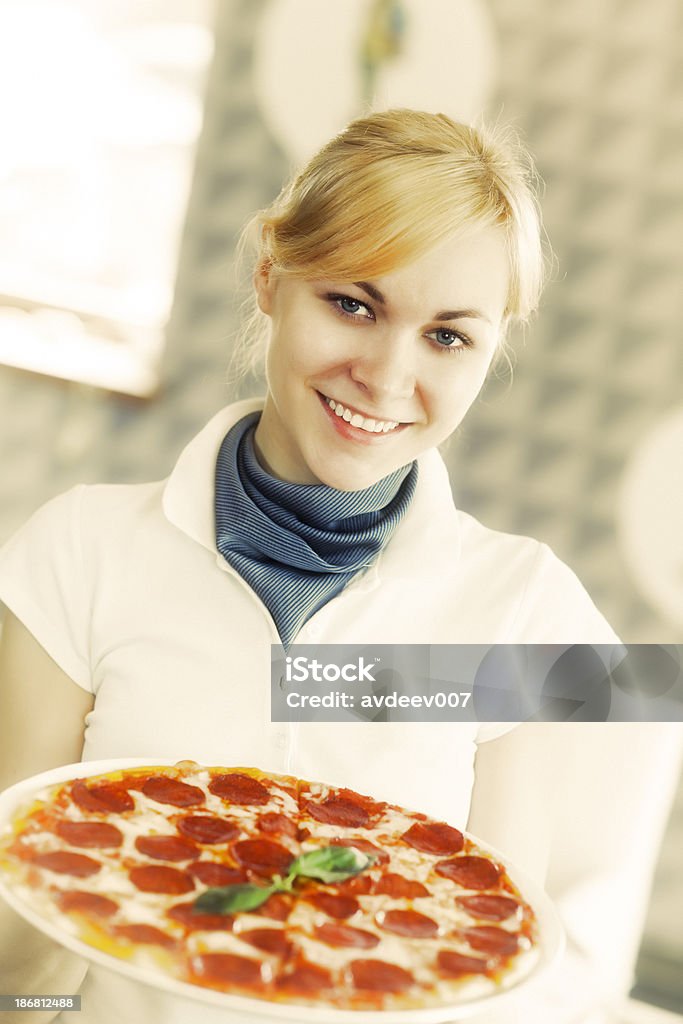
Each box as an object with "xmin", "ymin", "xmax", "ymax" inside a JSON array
[
  {"xmin": 451, "ymin": 0, "xmax": 683, "ymax": 643},
  {"xmin": 0, "ymin": 0, "xmax": 282, "ymax": 542}
]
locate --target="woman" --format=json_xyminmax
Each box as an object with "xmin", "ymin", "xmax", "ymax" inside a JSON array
[{"xmin": 0, "ymin": 110, "xmax": 670, "ymax": 1024}]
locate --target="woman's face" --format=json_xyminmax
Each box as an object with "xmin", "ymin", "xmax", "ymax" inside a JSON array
[{"xmin": 253, "ymin": 227, "xmax": 509, "ymax": 490}]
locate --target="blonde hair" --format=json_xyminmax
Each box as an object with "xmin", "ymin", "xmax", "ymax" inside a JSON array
[{"xmin": 233, "ymin": 109, "xmax": 547, "ymax": 379}]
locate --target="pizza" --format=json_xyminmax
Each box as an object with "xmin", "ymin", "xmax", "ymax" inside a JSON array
[{"xmin": 0, "ymin": 762, "xmax": 539, "ymax": 1012}]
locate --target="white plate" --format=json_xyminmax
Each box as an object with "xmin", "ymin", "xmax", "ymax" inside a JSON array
[{"xmin": 0, "ymin": 758, "xmax": 565, "ymax": 1023}]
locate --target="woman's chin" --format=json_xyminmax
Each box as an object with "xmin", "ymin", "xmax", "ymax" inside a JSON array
[{"xmin": 308, "ymin": 459, "xmax": 396, "ymax": 493}]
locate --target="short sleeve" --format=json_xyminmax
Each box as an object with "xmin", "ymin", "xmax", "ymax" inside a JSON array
[
  {"xmin": 476, "ymin": 543, "xmax": 621, "ymax": 744},
  {"xmin": 475, "ymin": 722, "xmax": 518, "ymax": 744},
  {"xmin": 0, "ymin": 486, "xmax": 92, "ymax": 692},
  {"xmin": 512, "ymin": 542, "xmax": 621, "ymax": 644}
]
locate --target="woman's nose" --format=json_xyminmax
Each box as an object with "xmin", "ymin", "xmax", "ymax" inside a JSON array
[{"xmin": 349, "ymin": 331, "xmax": 416, "ymax": 400}]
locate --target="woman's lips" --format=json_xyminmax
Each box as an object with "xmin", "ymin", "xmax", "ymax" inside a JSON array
[{"xmin": 316, "ymin": 391, "xmax": 408, "ymax": 444}]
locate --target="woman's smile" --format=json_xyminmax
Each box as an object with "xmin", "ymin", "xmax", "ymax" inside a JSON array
[{"xmin": 317, "ymin": 391, "xmax": 405, "ymax": 438}]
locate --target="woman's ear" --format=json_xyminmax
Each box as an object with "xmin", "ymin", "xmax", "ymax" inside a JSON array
[{"xmin": 253, "ymin": 259, "xmax": 275, "ymax": 316}]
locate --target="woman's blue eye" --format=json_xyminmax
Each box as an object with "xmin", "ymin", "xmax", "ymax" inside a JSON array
[
  {"xmin": 426, "ymin": 327, "xmax": 472, "ymax": 354},
  {"xmin": 339, "ymin": 297, "xmax": 366, "ymax": 315},
  {"xmin": 434, "ymin": 329, "xmax": 460, "ymax": 346},
  {"xmin": 325, "ymin": 292, "xmax": 375, "ymax": 321}
]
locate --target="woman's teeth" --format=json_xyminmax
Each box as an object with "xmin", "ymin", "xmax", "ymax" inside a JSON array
[{"xmin": 326, "ymin": 398, "xmax": 399, "ymax": 434}]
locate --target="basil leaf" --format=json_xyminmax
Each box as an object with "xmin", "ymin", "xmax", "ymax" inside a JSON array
[
  {"xmin": 194, "ymin": 883, "xmax": 274, "ymax": 914},
  {"xmin": 291, "ymin": 845, "xmax": 374, "ymax": 884}
]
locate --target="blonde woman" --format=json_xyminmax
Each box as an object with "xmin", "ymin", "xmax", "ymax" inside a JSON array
[{"xmin": 0, "ymin": 110, "xmax": 676, "ymax": 1024}]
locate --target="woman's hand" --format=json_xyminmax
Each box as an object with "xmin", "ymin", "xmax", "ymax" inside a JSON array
[
  {"xmin": 0, "ymin": 611, "xmax": 94, "ymax": 1024},
  {"xmin": 469, "ymin": 722, "xmax": 683, "ymax": 1024}
]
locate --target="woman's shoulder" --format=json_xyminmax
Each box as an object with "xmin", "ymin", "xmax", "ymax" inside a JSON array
[
  {"xmin": 11, "ymin": 479, "xmax": 166, "ymax": 533},
  {"xmin": 453, "ymin": 509, "xmax": 619, "ymax": 644},
  {"xmin": 78, "ymin": 479, "xmax": 167, "ymax": 522},
  {"xmin": 455, "ymin": 507, "xmax": 545, "ymax": 566},
  {"xmin": 0, "ymin": 479, "xmax": 169, "ymax": 578}
]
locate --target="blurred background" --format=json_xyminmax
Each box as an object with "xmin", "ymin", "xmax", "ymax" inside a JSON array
[{"xmin": 0, "ymin": 0, "xmax": 681, "ymax": 1015}]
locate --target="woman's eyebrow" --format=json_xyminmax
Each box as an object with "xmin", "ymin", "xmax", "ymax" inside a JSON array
[
  {"xmin": 434, "ymin": 308, "xmax": 492, "ymax": 324},
  {"xmin": 354, "ymin": 280, "xmax": 386, "ymax": 304},
  {"xmin": 353, "ymin": 280, "xmax": 491, "ymax": 324}
]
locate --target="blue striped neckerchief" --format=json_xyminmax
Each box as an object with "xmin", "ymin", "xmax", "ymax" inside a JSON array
[{"xmin": 214, "ymin": 411, "xmax": 418, "ymax": 649}]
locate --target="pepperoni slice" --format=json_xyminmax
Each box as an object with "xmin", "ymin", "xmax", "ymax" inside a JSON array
[
  {"xmin": 257, "ymin": 813, "xmax": 297, "ymax": 838},
  {"xmin": 11, "ymin": 840, "xmax": 35, "ymax": 863},
  {"xmin": 167, "ymin": 902, "xmax": 234, "ymax": 932},
  {"xmin": 257, "ymin": 893, "xmax": 293, "ymax": 921},
  {"xmin": 315, "ymin": 923, "xmax": 380, "ymax": 949},
  {"xmin": 192, "ymin": 952, "xmax": 262, "ymax": 987},
  {"xmin": 379, "ymin": 909, "xmax": 439, "ymax": 939},
  {"xmin": 208, "ymin": 773, "xmax": 270, "ymax": 805},
  {"xmin": 55, "ymin": 821, "xmax": 123, "ymax": 849},
  {"xmin": 232, "ymin": 839, "xmax": 294, "ymax": 877},
  {"xmin": 129, "ymin": 865, "xmax": 194, "ymax": 894},
  {"xmin": 141, "ymin": 776, "xmax": 205, "ymax": 807},
  {"xmin": 307, "ymin": 797, "xmax": 369, "ymax": 828},
  {"xmin": 71, "ymin": 780, "xmax": 134, "ymax": 814},
  {"xmin": 437, "ymin": 950, "xmax": 493, "ymax": 977},
  {"xmin": 435, "ymin": 856, "xmax": 501, "ymax": 890},
  {"xmin": 338, "ymin": 873, "xmax": 374, "ymax": 895},
  {"xmin": 275, "ymin": 962, "xmax": 333, "ymax": 993},
  {"xmin": 57, "ymin": 891, "xmax": 118, "ymax": 918},
  {"xmin": 464, "ymin": 926, "xmax": 521, "ymax": 957},
  {"xmin": 177, "ymin": 816, "xmax": 238, "ymax": 845},
  {"xmin": 350, "ymin": 959, "xmax": 414, "ymax": 993},
  {"xmin": 307, "ymin": 892, "xmax": 359, "ymax": 920},
  {"xmin": 402, "ymin": 821, "xmax": 464, "ymax": 856},
  {"xmin": 330, "ymin": 837, "xmax": 389, "ymax": 864},
  {"xmin": 33, "ymin": 851, "xmax": 101, "ymax": 877},
  {"xmin": 340, "ymin": 789, "xmax": 385, "ymax": 816},
  {"xmin": 134, "ymin": 836, "xmax": 198, "ymax": 862},
  {"xmin": 116, "ymin": 924, "xmax": 176, "ymax": 948},
  {"xmin": 457, "ymin": 894, "xmax": 520, "ymax": 921},
  {"xmin": 375, "ymin": 872, "xmax": 429, "ymax": 899},
  {"xmin": 189, "ymin": 861, "xmax": 247, "ymax": 887},
  {"xmin": 239, "ymin": 927, "xmax": 293, "ymax": 957}
]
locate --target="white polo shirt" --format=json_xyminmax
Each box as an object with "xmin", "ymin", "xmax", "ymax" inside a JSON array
[
  {"xmin": 0, "ymin": 397, "xmax": 619, "ymax": 816},
  {"xmin": 0, "ymin": 398, "xmax": 623, "ymax": 1024}
]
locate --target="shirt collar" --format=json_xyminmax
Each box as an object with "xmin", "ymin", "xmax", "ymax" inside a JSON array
[
  {"xmin": 161, "ymin": 398, "xmax": 461, "ymax": 582},
  {"xmin": 162, "ymin": 398, "xmax": 263, "ymax": 554}
]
